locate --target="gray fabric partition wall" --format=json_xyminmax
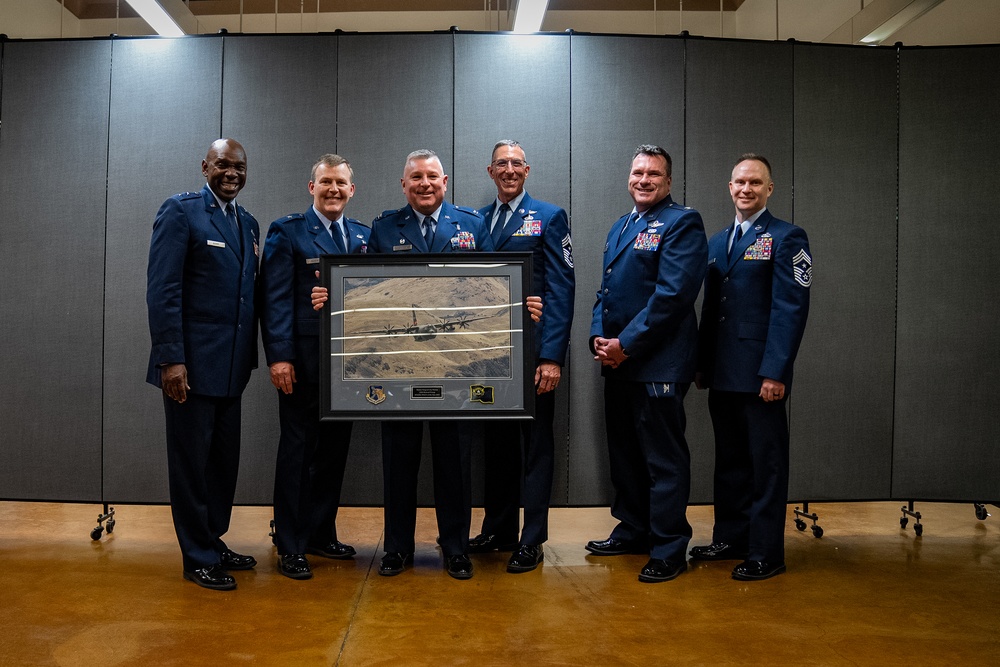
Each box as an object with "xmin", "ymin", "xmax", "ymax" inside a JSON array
[
  {"xmin": 568, "ymin": 35, "xmax": 687, "ymax": 504},
  {"xmin": 452, "ymin": 33, "xmax": 573, "ymax": 504},
  {"xmin": 0, "ymin": 32, "xmax": 996, "ymax": 507},
  {"xmin": 790, "ymin": 44, "xmax": 898, "ymax": 500},
  {"xmin": 0, "ymin": 40, "xmax": 110, "ymax": 501},
  {"xmin": 103, "ymin": 37, "xmax": 225, "ymax": 502},
  {"xmin": 896, "ymin": 47, "xmax": 1000, "ymax": 501},
  {"xmin": 684, "ymin": 38, "xmax": 795, "ymax": 503}
]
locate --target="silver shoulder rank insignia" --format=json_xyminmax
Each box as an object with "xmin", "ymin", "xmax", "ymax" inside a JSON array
[{"xmin": 793, "ymin": 249, "xmax": 813, "ymax": 287}]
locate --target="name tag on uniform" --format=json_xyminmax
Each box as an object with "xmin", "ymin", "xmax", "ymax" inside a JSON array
[
  {"xmin": 306, "ymin": 258, "xmax": 320, "ymax": 265},
  {"xmin": 393, "ymin": 244, "xmax": 413, "ymax": 251},
  {"xmin": 207, "ymin": 240, "xmax": 226, "ymax": 248}
]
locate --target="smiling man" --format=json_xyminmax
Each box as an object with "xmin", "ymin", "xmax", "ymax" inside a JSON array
[
  {"xmin": 468, "ymin": 140, "xmax": 575, "ymax": 574},
  {"xmin": 366, "ymin": 149, "xmax": 494, "ymax": 581},
  {"xmin": 259, "ymin": 154, "xmax": 370, "ymax": 580},
  {"xmin": 146, "ymin": 138, "xmax": 260, "ymax": 590},
  {"xmin": 690, "ymin": 154, "xmax": 811, "ymax": 581},
  {"xmin": 588, "ymin": 144, "xmax": 707, "ymax": 583}
]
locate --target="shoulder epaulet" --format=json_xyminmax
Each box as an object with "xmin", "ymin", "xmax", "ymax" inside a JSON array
[
  {"xmin": 374, "ymin": 208, "xmax": 403, "ymax": 222},
  {"xmin": 454, "ymin": 205, "xmax": 479, "ymax": 215},
  {"xmin": 281, "ymin": 212, "xmax": 306, "ymax": 222},
  {"xmin": 345, "ymin": 217, "xmax": 368, "ymax": 227},
  {"xmin": 176, "ymin": 191, "xmax": 200, "ymax": 200}
]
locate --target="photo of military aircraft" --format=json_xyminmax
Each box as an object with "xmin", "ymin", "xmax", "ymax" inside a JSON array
[{"xmin": 353, "ymin": 305, "xmax": 509, "ymax": 342}]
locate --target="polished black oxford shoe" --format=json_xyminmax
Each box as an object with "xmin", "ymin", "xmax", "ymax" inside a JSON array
[
  {"xmin": 378, "ymin": 552, "xmax": 413, "ymax": 577},
  {"xmin": 585, "ymin": 536, "xmax": 647, "ymax": 556},
  {"xmin": 278, "ymin": 554, "xmax": 313, "ymax": 580},
  {"xmin": 688, "ymin": 542, "xmax": 747, "ymax": 562},
  {"xmin": 183, "ymin": 563, "xmax": 236, "ymax": 591},
  {"xmin": 446, "ymin": 554, "xmax": 474, "ymax": 580},
  {"xmin": 220, "ymin": 548, "xmax": 257, "ymax": 571},
  {"xmin": 732, "ymin": 559, "xmax": 786, "ymax": 581},
  {"xmin": 307, "ymin": 541, "xmax": 357, "ymax": 560},
  {"xmin": 638, "ymin": 558, "xmax": 686, "ymax": 583},
  {"xmin": 506, "ymin": 544, "xmax": 544, "ymax": 573},
  {"xmin": 468, "ymin": 533, "xmax": 519, "ymax": 553}
]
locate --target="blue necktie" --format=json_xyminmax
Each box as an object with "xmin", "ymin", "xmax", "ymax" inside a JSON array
[
  {"xmin": 226, "ymin": 204, "xmax": 242, "ymax": 251},
  {"xmin": 330, "ymin": 220, "xmax": 346, "ymax": 253},
  {"xmin": 492, "ymin": 203, "xmax": 510, "ymax": 245},
  {"xmin": 729, "ymin": 222, "xmax": 743, "ymax": 260},
  {"xmin": 423, "ymin": 217, "xmax": 436, "ymax": 250}
]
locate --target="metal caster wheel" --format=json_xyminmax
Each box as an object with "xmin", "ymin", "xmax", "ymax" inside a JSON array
[
  {"xmin": 900, "ymin": 517, "xmax": 908, "ymax": 529},
  {"xmin": 975, "ymin": 504, "xmax": 989, "ymax": 521},
  {"xmin": 795, "ymin": 518, "xmax": 807, "ymax": 531},
  {"xmin": 91, "ymin": 527, "xmax": 104, "ymax": 541},
  {"xmin": 106, "ymin": 519, "xmax": 116, "ymax": 534},
  {"xmin": 812, "ymin": 525, "xmax": 824, "ymax": 538},
  {"xmin": 913, "ymin": 523, "xmax": 923, "ymax": 537}
]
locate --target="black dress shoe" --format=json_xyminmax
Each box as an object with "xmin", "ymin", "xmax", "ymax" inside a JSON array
[
  {"xmin": 468, "ymin": 533, "xmax": 519, "ymax": 553},
  {"xmin": 277, "ymin": 554, "xmax": 313, "ymax": 580},
  {"xmin": 689, "ymin": 542, "xmax": 747, "ymax": 561},
  {"xmin": 183, "ymin": 564, "xmax": 236, "ymax": 591},
  {"xmin": 445, "ymin": 554, "xmax": 474, "ymax": 580},
  {"xmin": 307, "ymin": 541, "xmax": 357, "ymax": 560},
  {"xmin": 506, "ymin": 544, "xmax": 544, "ymax": 573},
  {"xmin": 585, "ymin": 536, "xmax": 647, "ymax": 556},
  {"xmin": 732, "ymin": 559, "xmax": 786, "ymax": 581},
  {"xmin": 219, "ymin": 548, "xmax": 257, "ymax": 571},
  {"xmin": 638, "ymin": 558, "xmax": 686, "ymax": 583},
  {"xmin": 378, "ymin": 552, "xmax": 413, "ymax": 577}
]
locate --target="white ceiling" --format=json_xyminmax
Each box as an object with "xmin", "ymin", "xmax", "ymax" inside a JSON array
[{"xmin": 1, "ymin": 0, "xmax": 997, "ymax": 46}]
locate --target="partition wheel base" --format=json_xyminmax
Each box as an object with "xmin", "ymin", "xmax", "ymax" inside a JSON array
[
  {"xmin": 90, "ymin": 504, "xmax": 116, "ymax": 541},
  {"xmin": 900, "ymin": 501, "xmax": 923, "ymax": 536},
  {"xmin": 793, "ymin": 503, "xmax": 823, "ymax": 538},
  {"xmin": 974, "ymin": 503, "xmax": 993, "ymax": 521}
]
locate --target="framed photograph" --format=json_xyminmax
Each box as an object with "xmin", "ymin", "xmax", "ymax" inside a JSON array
[{"xmin": 320, "ymin": 252, "xmax": 534, "ymax": 421}]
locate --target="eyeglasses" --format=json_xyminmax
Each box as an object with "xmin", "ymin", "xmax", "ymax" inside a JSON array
[{"xmin": 492, "ymin": 159, "xmax": 526, "ymax": 169}]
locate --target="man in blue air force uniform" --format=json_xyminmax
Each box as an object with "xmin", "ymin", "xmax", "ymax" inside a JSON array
[
  {"xmin": 690, "ymin": 154, "xmax": 811, "ymax": 581},
  {"xmin": 146, "ymin": 138, "xmax": 260, "ymax": 591},
  {"xmin": 368, "ymin": 149, "xmax": 494, "ymax": 581},
  {"xmin": 467, "ymin": 140, "xmax": 575, "ymax": 574},
  {"xmin": 259, "ymin": 154, "xmax": 370, "ymax": 580},
  {"xmin": 588, "ymin": 144, "xmax": 708, "ymax": 583}
]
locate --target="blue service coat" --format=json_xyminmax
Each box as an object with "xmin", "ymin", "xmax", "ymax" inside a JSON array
[
  {"xmin": 697, "ymin": 209, "xmax": 811, "ymax": 393},
  {"xmin": 590, "ymin": 195, "xmax": 707, "ymax": 383},
  {"xmin": 146, "ymin": 185, "xmax": 260, "ymax": 398},
  {"xmin": 478, "ymin": 192, "xmax": 575, "ymax": 365},
  {"xmin": 368, "ymin": 201, "xmax": 494, "ymax": 254},
  {"xmin": 259, "ymin": 208, "xmax": 371, "ymax": 384}
]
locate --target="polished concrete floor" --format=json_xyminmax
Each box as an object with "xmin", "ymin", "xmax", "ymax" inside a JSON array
[{"xmin": 0, "ymin": 500, "xmax": 997, "ymax": 666}]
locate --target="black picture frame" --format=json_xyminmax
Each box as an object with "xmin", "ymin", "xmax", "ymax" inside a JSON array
[{"xmin": 320, "ymin": 252, "xmax": 535, "ymax": 421}]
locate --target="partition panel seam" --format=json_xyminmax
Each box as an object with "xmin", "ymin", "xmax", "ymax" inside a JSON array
[
  {"xmin": 889, "ymin": 45, "xmax": 901, "ymax": 499},
  {"xmin": 100, "ymin": 39, "xmax": 115, "ymax": 506}
]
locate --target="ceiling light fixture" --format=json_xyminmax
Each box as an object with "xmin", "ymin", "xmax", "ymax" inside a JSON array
[
  {"xmin": 511, "ymin": 0, "xmax": 550, "ymax": 34},
  {"xmin": 858, "ymin": 0, "xmax": 944, "ymax": 44},
  {"xmin": 125, "ymin": 0, "xmax": 185, "ymax": 37}
]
